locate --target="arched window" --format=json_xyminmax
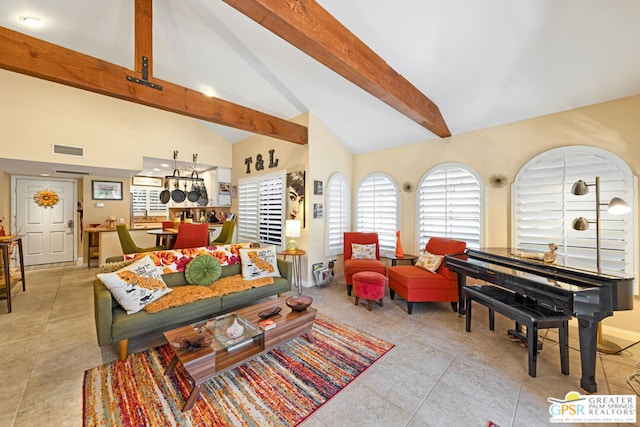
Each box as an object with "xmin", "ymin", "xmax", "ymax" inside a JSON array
[
  {"xmin": 514, "ymin": 146, "xmax": 636, "ymax": 281},
  {"xmin": 417, "ymin": 163, "xmax": 483, "ymax": 250},
  {"xmin": 355, "ymin": 173, "xmax": 399, "ymax": 253},
  {"xmin": 325, "ymin": 173, "xmax": 351, "ymax": 256}
]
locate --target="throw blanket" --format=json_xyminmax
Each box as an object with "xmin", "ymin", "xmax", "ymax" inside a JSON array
[{"xmin": 144, "ymin": 274, "xmax": 274, "ymax": 313}]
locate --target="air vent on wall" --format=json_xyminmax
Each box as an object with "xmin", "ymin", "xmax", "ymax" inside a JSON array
[
  {"xmin": 52, "ymin": 143, "xmax": 85, "ymax": 157},
  {"xmin": 54, "ymin": 169, "xmax": 92, "ymax": 175}
]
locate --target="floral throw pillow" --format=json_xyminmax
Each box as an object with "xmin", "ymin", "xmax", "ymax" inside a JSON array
[
  {"xmin": 351, "ymin": 243, "xmax": 377, "ymax": 260},
  {"xmin": 416, "ymin": 251, "xmax": 444, "ymax": 273},
  {"xmin": 124, "ymin": 243, "xmax": 255, "ymax": 274},
  {"xmin": 97, "ymin": 255, "xmax": 172, "ymax": 314}
]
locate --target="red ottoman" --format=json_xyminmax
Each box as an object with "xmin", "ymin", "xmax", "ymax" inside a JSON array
[{"xmin": 353, "ymin": 271, "xmax": 386, "ymax": 311}]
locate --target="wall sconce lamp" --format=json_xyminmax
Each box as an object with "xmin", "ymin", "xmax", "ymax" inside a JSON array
[
  {"xmin": 285, "ymin": 219, "xmax": 301, "ymax": 252},
  {"xmin": 571, "ymin": 176, "xmax": 630, "ymax": 354}
]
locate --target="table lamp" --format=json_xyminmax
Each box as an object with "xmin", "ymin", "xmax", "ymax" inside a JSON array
[{"xmin": 285, "ymin": 219, "xmax": 301, "ymax": 252}]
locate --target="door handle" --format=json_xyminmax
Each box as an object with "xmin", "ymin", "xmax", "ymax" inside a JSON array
[{"xmin": 67, "ymin": 219, "xmax": 74, "ymax": 230}]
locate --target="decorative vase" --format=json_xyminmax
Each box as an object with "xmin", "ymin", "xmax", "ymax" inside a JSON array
[
  {"xmin": 226, "ymin": 317, "xmax": 244, "ymax": 339},
  {"xmin": 395, "ymin": 230, "xmax": 404, "ymax": 258}
]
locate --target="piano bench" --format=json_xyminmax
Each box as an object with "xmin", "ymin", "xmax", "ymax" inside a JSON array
[{"xmin": 463, "ymin": 284, "xmax": 571, "ymax": 378}]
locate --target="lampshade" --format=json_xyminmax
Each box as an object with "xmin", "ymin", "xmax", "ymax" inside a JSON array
[
  {"xmin": 571, "ymin": 180, "xmax": 589, "ymax": 196},
  {"xmin": 607, "ymin": 197, "xmax": 631, "ymax": 215},
  {"xmin": 285, "ymin": 219, "xmax": 301, "ymax": 252},
  {"xmin": 285, "ymin": 220, "xmax": 301, "ymax": 238},
  {"xmin": 572, "ymin": 217, "xmax": 589, "ymax": 231}
]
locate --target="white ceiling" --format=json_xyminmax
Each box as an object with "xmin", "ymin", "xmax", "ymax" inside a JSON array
[{"xmin": 2, "ymin": 0, "xmax": 640, "ymax": 163}]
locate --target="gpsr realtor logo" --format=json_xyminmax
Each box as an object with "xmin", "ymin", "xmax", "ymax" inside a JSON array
[{"xmin": 548, "ymin": 391, "xmax": 636, "ymax": 423}]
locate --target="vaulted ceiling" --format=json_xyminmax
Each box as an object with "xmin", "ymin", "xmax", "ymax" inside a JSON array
[{"xmin": 2, "ymin": 0, "xmax": 639, "ymax": 155}]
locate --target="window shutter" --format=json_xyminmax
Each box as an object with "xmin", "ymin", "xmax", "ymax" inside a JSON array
[
  {"xmin": 515, "ymin": 148, "xmax": 634, "ymax": 275},
  {"xmin": 326, "ymin": 173, "xmax": 350, "ymax": 256},
  {"xmin": 237, "ymin": 179, "xmax": 258, "ymax": 242},
  {"xmin": 131, "ymin": 187, "xmax": 168, "ymax": 216},
  {"xmin": 418, "ymin": 166, "xmax": 482, "ymax": 251},
  {"xmin": 258, "ymin": 176, "xmax": 284, "ymax": 246},
  {"xmin": 356, "ymin": 174, "xmax": 398, "ymax": 253},
  {"xmin": 238, "ymin": 171, "xmax": 285, "ymax": 246}
]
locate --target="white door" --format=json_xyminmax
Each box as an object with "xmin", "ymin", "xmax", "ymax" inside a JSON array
[{"xmin": 14, "ymin": 178, "xmax": 76, "ymax": 266}]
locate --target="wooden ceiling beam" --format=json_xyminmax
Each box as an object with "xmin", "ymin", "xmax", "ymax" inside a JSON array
[
  {"xmin": 134, "ymin": 0, "xmax": 153, "ymax": 76},
  {"xmin": 222, "ymin": 0, "xmax": 451, "ymax": 138},
  {"xmin": 0, "ymin": 26, "xmax": 308, "ymax": 145}
]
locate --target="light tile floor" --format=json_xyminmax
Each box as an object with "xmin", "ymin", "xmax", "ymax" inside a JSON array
[{"xmin": 1, "ymin": 266, "xmax": 640, "ymax": 426}]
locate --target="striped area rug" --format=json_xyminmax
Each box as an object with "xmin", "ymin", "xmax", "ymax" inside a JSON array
[{"xmin": 83, "ymin": 314, "xmax": 394, "ymax": 426}]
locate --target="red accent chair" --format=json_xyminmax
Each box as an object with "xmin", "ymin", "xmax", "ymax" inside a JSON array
[
  {"xmin": 388, "ymin": 237, "xmax": 466, "ymax": 314},
  {"xmin": 172, "ymin": 223, "xmax": 209, "ymax": 249},
  {"xmin": 343, "ymin": 232, "xmax": 387, "ymax": 296}
]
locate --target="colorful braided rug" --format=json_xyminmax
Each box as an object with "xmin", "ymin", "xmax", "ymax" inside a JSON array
[{"xmin": 83, "ymin": 314, "xmax": 394, "ymax": 426}]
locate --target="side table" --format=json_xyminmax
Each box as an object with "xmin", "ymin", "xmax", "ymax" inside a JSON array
[
  {"xmin": 383, "ymin": 253, "xmax": 418, "ymax": 266},
  {"xmin": 277, "ymin": 249, "xmax": 305, "ymax": 294},
  {"xmin": 0, "ymin": 236, "xmax": 26, "ymax": 313}
]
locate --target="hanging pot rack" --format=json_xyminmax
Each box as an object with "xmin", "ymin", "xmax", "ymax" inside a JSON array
[{"xmin": 164, "ymin": 151, "xmax": 205, "ymax": 183}]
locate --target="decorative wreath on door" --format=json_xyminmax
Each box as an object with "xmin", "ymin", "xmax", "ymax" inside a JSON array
[{"xmin": 34, "ymin": 189, "xmax": 59, "ymax": 207}]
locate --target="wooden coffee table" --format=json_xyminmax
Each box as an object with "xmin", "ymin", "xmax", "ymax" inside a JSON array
[{"xmin": 163, "ymin": 296, "xmax": 317, "ymax": 411}]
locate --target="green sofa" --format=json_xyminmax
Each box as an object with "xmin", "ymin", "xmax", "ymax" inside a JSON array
[{"xmin": 94, "ymin": 258, "xmax": 292, "ymax": 360}]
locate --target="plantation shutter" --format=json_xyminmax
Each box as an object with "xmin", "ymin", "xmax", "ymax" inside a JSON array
[
  {"xmin": 326, "ymin": 173, "xmax": 350, "ymax": 256},
  {"xmin": 237, "ymin": 179, "xmax": 258, "ymax": 242},
  {"xmin": 131, "ymin": 186, "xmax": 168, "ymax": 216},
  {"xmin": 238, "ymin": 170, "xmax": 285, "ymax": 245},
  {"xmin": 258, "ymin": 176, "xmax": 284, "ymax": 246},
  {"xmin": 418, "ymin": 166, "xmax": 482, "ymax": 251},
  {"xmin": 515, "ymin": 149, "xmax": 634, "ymax": 275},
  {"xmin": 356, "ymin": 174, "xmax": 398, "ymax": 253}
]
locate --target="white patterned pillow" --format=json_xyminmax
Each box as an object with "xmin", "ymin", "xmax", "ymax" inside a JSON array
[
  {"xmin": 239, "ymin": 245, "xmax": 281, "ymax": 279},
  {"xmin": 351, "ymin": 243, "xmax": 377, "ymax": 260},
  {"xmin": 97, "ymin": 255, "xmax": 172, "ymax": 314},
  {"xmin": 416, "ymin": 252, "xmax": 444, "ymax": 273}
]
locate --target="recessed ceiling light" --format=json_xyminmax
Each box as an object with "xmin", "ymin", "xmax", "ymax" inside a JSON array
[
  {"xmin": 160, "ymin": 163, "xmax": 170, "ymax": 168},
  {"xmin": 40, "ymin": 173, "xmax": 50, "ymax": 176},
  {"xmin": 153, "ymin": 168, "xmax": 161, "ymax": 172},
  {"xmin": 19, "ymin": 16, "xmax": 42, "ymax": 27}
]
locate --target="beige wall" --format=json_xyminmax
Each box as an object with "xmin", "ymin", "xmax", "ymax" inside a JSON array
[
  {"xmin": 354, "ymin": 95, "xmax": 640, "ymax": 333},
  {"xmin": 355, "ymin": 95, "xmax": 640, "ymax": 253},
  {"xmin": 0, "ymin": 69, "xmax": 232, "ymax": 258},
  {"xmin": 2, "ymin": 67, "xmax": 639, "ymax": 332},
  {"xmin": 231, "ymin": 113, "xmax": 353, "ymax": 285}
]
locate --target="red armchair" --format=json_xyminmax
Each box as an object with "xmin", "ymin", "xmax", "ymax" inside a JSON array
[
  {"xmin": 343, "ymin": 232, "xmax": 387, "ymax": 296},
  {"xmin": 172, "ymin": 223, "xmax": 209, "ymax": 249},
  {"xmin": 388, "ymin": 237, "xmax": 466, "ymax": 314}
]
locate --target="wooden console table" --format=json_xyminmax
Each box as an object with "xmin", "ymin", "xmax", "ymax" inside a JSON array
[{"xmin": 0, "ymin": 236, "xmax": 26, "ymax": 313}]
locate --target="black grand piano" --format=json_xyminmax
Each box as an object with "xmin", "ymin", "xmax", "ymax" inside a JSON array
[{"xmin": 444, "ymin": 247, "xmax": 634, "ymax": 393}]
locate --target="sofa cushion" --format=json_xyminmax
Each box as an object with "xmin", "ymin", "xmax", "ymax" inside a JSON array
[
  {"xmin": 415, "ymin": 251, "xmax": 444, "ymax": 273},
  {"xmin": 124, "ymin": 243, "xmax": 255, "ymax": 274},
  {"xmin": 351, "ymin": 243, "xmax": 377, "ymax": 260},
  {"xmin": 97, "ymin": 255, "xmax": 173, "ymax": 314},
  {"xmin": 239, "ymin": 245, "xmax": 281, "ymax": 279},
  {"xmin": 185, "ymin": 254, "xmax": 222, "ymax": 286}
]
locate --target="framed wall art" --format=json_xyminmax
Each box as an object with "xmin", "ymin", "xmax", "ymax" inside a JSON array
[
  {"xmin": 92, "ymin": 180, "xmax": 123, "ymax": 200},
  {"xmin": 286, "ymin": 171, "xmax": 305, "ymax": 227}
]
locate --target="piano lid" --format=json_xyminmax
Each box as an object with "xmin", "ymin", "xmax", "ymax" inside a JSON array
[{"xmin": 465, "ymin": 247, "xmax": 633, "ymax": 282}]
